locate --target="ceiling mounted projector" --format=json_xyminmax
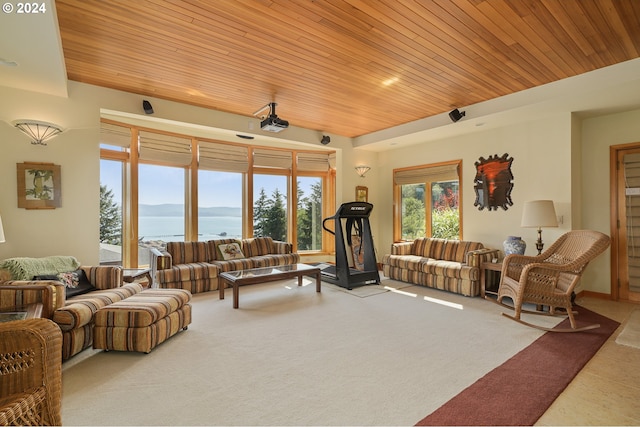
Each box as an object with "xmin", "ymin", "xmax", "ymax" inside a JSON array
[{"xmin": 256, "ymin": 102, "xmax": 289, "ymax": 133}]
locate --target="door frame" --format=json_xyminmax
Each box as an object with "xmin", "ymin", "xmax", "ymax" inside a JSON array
[{"xmin": 610, "ymin": 142, "xmax": 640, "ymax": 302}]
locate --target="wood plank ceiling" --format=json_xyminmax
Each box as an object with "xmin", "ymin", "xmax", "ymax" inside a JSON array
[{"xmin": 56, "ymin": 0, "xmax": 640, "ymax": 138}]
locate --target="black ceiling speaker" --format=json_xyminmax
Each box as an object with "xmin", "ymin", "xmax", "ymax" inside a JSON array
[
  {"xmin": 449, "ymin": 108, "xmax": 465, "ymax": 123},
  {"xmin": 143, "ymin": 100, "xmax": 154, "ymax": 114},
  {"xmin": 321, "ymin": 135, "xmax": 331, "ymax": 145}
]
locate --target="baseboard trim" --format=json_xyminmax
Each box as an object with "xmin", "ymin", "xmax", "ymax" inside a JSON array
[{"xmin": 579, "ymin": 290, "xmax": 613, "ymax": 300}]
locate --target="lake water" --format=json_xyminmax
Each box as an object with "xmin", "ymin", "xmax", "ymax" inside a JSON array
[{"xmin": 139, "ymin": 216, "xmax": 242, "ymax": 241}]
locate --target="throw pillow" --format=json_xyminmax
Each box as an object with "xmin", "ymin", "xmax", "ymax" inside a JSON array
[
  {"xmin": 217, "ymin": 242, "xmax": 245, "ymax": 260},
  {"xmin": 33, "ymin": 269, "xmax": 88, "ymax": 288},
  {"xmin": 57, "ymin": 271, "xmax": 80, "ymax": 288},
  {"xmin": 33, "ymin": 269, "xmax": 95, "ymax": 299}
]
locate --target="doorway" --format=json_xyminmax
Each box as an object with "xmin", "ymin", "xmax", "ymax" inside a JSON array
[{"xmin": 612, "ymin": 143, "xmax": 640, "ymax": 302}]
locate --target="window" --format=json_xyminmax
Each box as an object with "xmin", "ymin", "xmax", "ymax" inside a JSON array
[
  {"xmin": 394, "ymin": 161, "xmax": 461, "ymax": 241},
  {"xmin": 253, "ymin": 174, "xmax": 288, "ymax": 241},
  {"xmin": 138, "ymin": 163, "xmax": 185, "ymax": 253},
  {"xmin": 297, "ymin": 176, "xmax": 323, "ymax": 250},
  {"xmin": 99, "ymin": 159, "xmax": 123, "ymax": 265},
  {"xmin": 198, "ymin": 170, "xmax": 243, "ymax": 240},
  {"xmin": 99, "ymin": 120, "xmax": 335, "ymax": 267}
]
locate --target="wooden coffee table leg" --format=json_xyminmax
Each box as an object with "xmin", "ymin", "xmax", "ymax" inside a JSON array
[
  {"xmin": 232, "ymin": 283, "xmax": 239, "ymax": 309},
  {"xmin": 298, "ymin": 274, "xmax": 303, "ymax": 286},
  {"xmin": 219, "ymin": 280, "xmax": 225, "ymax": 300},
  {"xmin": 315, "ymin": 271, "xmax": 321, "ymax": 292}
]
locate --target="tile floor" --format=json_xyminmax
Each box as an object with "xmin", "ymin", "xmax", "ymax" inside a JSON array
[{"xmin": 536, "ymin": 297, "xmax": 640, "ymax": 426}]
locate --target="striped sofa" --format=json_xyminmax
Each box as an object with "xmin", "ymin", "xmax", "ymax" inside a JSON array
[
  {"xmin": 151, "ymin": 237, "xmax": 300, "ymax": 294},
  {"xmin": 0, "ymin": 265, "xmax": 144, "ymax": 360},
  {"xmin": 382, "ymin": 238, "xmax": 497, "ymax": 297}
]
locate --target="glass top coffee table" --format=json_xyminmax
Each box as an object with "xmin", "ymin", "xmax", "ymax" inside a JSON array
[{"xmin": 219, "ymin": 263, "xmax": 321, "ymax": 309}]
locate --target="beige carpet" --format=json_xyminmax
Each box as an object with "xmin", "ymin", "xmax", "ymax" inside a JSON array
[
  {"xmin": 61, "ymin": 278, "xmax": 561, "ymax": 426},
  {"xmin": 616, "ymin": 309, "xmax": 640, "ymax": 349}
]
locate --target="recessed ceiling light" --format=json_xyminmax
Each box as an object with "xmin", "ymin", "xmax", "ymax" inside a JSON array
[{"xmin": 382, "ymin": 77, "xmax": 399, "ymax": 86}]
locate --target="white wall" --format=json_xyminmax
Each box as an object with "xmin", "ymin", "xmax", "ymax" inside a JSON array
[
  {"xmin": 0, "ymin": 85, "xmax": 101, "ymax": 262},
  {"xmin": 581, "ymin": 108, "xmax": 640, "ymax": 294},
  {"xmin": 0, "ymin": 82, "xmax": 359, "ymax": 264},
  {"xmin": 376, "ymin": 114, "xmax": 573, "ymax": 257},
  {"xmin": 2, "ymin": 80, "xmax": 639, "ymax": 294}
]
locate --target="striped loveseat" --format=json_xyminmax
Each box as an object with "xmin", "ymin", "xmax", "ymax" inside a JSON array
[
  {"xmin": 382, "ymin": 238, "xmax": 497, "ymax": 297},
  {"xmin": 151, "ymin": 237, "xmax": 300, "ymax": 294},
  {"xmin": 0, "ymin": 263, "xmax": 143, "ymax": 360}
]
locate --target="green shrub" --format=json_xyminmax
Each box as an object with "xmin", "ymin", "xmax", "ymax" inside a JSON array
[{"xmin": 432, "ymin": 207, "xmax": 459, "ymax": 240}]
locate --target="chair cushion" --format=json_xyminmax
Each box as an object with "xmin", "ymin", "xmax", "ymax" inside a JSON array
[
  {"xmin": 242, "ymin": 237, "xmax": 274, "ymax": 257},
  {"xmin": 156, "ymin": 262, "xmax": 218, "ymax": 283},
  {"xmin": 166, "ymin": 242, "xmax": 209, "ymax": 264},
  {"xmin": 381, "ymin": 254, "xmax": 425, "ymax": 271},
  {"xmin": 34, "ymin": 269, "xmax": 95, "ymax": 299}
]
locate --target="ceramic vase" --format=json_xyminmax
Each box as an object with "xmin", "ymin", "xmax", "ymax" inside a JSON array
[{"xmin": 503, "ymin": 236, "xmax": 526, "ymax": 256}]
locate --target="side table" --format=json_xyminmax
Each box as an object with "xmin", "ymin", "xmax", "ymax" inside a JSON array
[
  {"xmin": 123, "ymin": 268, "xmax": 153, "ymax": 288},
  {"xmin": 0, "ymin": 303, "xmax": 43, "ymax": 322},
  {"xmin": 480, "ymin": 261, "xmax": 502, "ymax": 298}
]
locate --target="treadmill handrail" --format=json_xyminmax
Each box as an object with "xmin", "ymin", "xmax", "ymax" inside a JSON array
[{"xmin": 322, "ymin": 216, "xmax": 335, "ymax": 235}]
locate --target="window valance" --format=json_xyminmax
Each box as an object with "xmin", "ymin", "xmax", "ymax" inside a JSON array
[
  {"xmin": 100, "ymin": 123, "xmax": 131, "ymax": 148},
  {"xmin": 393, "ymin": 163, "xmax": 458, "ymax": 185},
  {"xmin": 138, "ymin": 131, "xmax": 192, "ymax": 166},
  {"xmin": 253, "ymin": 148, "xmax": 292, "ymax": 169},
  {"xmin": 297, "ymin": 152, "xmax": 331, "ymax": 172},
  {"xmin": 199, "ymin": 141, "xmax": 249, "ymax": 173}
]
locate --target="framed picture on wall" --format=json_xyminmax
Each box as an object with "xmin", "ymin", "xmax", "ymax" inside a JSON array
[
  {"xmin": 17, "ymin": 162, "xmax": 62, "ymax": 209},
  {"xmin": 356, "ymin": 186, "xmax": 368, "ymax": 202}
]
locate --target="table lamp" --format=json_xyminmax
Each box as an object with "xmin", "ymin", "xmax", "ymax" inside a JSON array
[
  {"xmin": 521, "ymin": 200, "xmax": 558, "ymax": 255},
  {"xmin": 0, "ymin": 215, "xmax": 5, "ymax": 243}
]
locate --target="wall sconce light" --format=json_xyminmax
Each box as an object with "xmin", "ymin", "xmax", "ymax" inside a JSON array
[
  {"xmin": 355, "ymin": 165, "xmax": 371, "ymax": 178},
  {"xmin": 13, "ymin": 120, "xmax": 63, "ymax": 145}
]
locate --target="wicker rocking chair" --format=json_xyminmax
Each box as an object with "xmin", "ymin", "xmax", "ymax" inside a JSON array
[
  {"xmin": 0, "ymin": 318, "xmax": 62, "ymax": 426},
  {"xmin": 489, "ymin": 230, "xmax": 610, "ymax": 332}
]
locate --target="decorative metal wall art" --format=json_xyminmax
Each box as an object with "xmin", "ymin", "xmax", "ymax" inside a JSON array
[{"xmin": 473, "ymin": 153, "xmax": 514, "ymax": 211}]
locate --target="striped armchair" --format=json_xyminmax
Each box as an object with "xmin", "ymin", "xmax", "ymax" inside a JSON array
[
  {"xmin": 0, "ymin": 265, "xmax": 143, "ymax": 360},
  {"xmin": 382, "ymin": 238, "xmax": 497, "ymax": 297}
]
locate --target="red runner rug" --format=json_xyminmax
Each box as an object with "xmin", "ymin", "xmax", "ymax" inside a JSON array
[{"xmin": 416, "ymin": 306, "xmax": 619, "ymax": 426}]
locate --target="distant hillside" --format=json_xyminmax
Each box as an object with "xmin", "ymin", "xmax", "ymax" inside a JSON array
[{"xmin": 139, "ymin": 204, "xmax": 241, "ymax": 217}]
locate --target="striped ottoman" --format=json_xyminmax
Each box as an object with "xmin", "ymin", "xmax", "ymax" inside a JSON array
[{"xmin": 93, "ymin": 288, "xmax": 192, "ymax": 353}]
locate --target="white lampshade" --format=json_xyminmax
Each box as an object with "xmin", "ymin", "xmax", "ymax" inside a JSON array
[
  {"xmin": 0, "ymin": 215, "xmax": 5, "ymax": 243},
  {"xmin": 521, "ymin": 200, "xmax": 558, "ymax": 228}
]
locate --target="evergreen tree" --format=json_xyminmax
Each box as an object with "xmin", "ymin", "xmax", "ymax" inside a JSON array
[
  {"xmin": 100, "ymin": 184, "xmax": 122, "ymax": 244},
  {"xmin": 253, "ymin": 188, "xmax": 269, "ymax": 237},
  {"xmin": 307, "ymin": 181, "xmax": 323, "ymax": 248},
  {"xmin": 297, "ymin": 184, "xmax": 311, "ymax": 249},
  {"xmin": 263, "ymin": 188, "xmax": 287, "ymax": 241},
  {"xmin": 297, "ymin": 181, "xmax": 323, "ymax": 250}
]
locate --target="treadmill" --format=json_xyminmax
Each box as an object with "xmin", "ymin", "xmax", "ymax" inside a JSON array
[{"xmin": 320, "ymin": 201, "xmax": 380, "ymax": 289}]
